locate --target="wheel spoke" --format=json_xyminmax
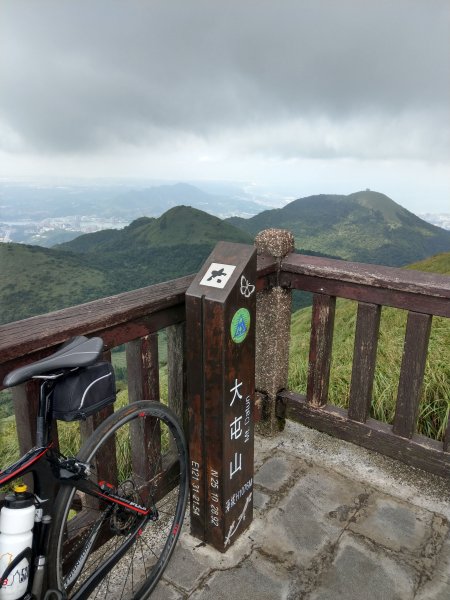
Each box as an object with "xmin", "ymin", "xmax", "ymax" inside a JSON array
[{"xmin": 48, "ymin": 402, "xmax": 187, "ymax": 599}]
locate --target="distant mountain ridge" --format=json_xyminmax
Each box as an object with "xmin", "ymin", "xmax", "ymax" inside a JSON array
[
  {"xmin": 0, "ymin": 181, "xmax": 266, "ymax": 222},
  {"xmin": 0, "ymin": 207, "xmax": 252, "ymax": 324},
  {"xmin": 56, "ymin": 205, "xmax": 251, "ymax": 253},
  {"xmin": 2, "ymin": 194, "xmax": 450, "ymax": 325},
  {"xmin": 227, "ymin": 190, "xmax": 450, "ymax": 266}
]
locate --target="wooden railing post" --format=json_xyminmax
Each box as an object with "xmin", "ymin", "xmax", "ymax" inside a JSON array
[
  {"xmin": 12, "ymin": 381, "xmax": 40, "ymax": 453},
  {"xmin": 348, "ymin": 302, "xmax": 381, "ymax": 422},
  {"xmin": 126, "ymin": 336, "xmax": 160, "ymax": 487},
  {"xmin": 254, "ymin": 229, "xmax": 295, "ymax": 435},
  {"xmin": 307, "ymin": 293, "xmax": 336, "ymax": 407},
  {"xmin": 12, "ymin": 381, "xmax": 40, "ymax": 490},
  {"xmin": 167, "ymin": 323, "xmax": 187, "ymax": 429},
  {"xmin": 393, "ymin": 312, "xmax": 432, "ymax": 439}
]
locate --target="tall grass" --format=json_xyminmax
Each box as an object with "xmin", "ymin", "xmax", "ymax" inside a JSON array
[{"xmin": 288, "ymin": 299, "xmax": 450, "ymax": 441}]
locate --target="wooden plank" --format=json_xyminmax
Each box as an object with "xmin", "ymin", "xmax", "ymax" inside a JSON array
[
  {"xmin": 348, "ymin": 303, "xmax": 381, "ymax": 422},
  {"xmin": 167, "ymin": 323, "xmax": 186, "ymax": 425},
  {"xmin": 0, "ymin": 274, "xmax": 194, "ymax": 364},
  {"xmin": 0, "ymin": 304, "xmax": 185, "ymax": 387},
  {"xmin": 444, "ymin": 420, "xmax": 450, "ymax": 453},
  {"xmin": 146, "ymin": 333, "xmax": 160, "ymax": 402},
  {"xmin": 307, "ymin": 294, "xmax": 336, "ymax": 407},
  {"xmin": 79, "ymin": 403, "xmax": 116, "ymax": 508},
  {"xmin": 12, "ymin": 380, "xmax": 40, "ymax": 489},
  {"xmin": 393, "ymin": 312, "xmax": 432, "ymax": 439},
  {"xmin": 256, "ymin": 254, "xmax": 278, "ymax": 290},
  {"xmin": 279, "ymin": 271, "xmax": 450, "ymax": 318},
  {"xmin": 276, "ymin": 391, "xmax": 449, "ymax": 478},
  {"xmin": 281, "ymin": 253, "xmax": 450, "ymax": 300},
  {"xmin": 126, "ymin": 335, "xmax": 159, "ymax": 402},
  {"xmin": 126, "ymin": 337, "xmax": 161, "ymax": 490},
  {"xmin": 185, "ymin": 293, "xmax": 206, "ymax": 541},
  {"xmin": 13, "ymin": 380, "xmax": 39, "ymax": 452}
]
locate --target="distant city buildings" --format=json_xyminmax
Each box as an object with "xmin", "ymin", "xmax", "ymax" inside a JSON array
[{"xmin": 0, "ymin": 216, "xmax": 129, "ymax": 245}]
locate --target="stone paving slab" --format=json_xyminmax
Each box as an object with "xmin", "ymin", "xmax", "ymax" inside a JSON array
[
  {"xmin": 308, "ymin": 532, "xmax": 417, "ymax": 600},
  {"xmin": 158, "ymin": 422, "xmax": 450, "ymax": 599},
  {"xmin": 189, "ymin": 555, "xmax": 290, "ymax": 600},
  {"xmin": 255, "ymin": 460, "xmax": 368, "ymax": 566},
  {"xmin": 348, "ymin": 494, "xmax": 433, "ymax": 553}
]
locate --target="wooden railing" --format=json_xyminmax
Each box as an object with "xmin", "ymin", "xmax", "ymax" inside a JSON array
[
  {"xmin": 1, "ymin": 240, "xmax": 449, "ymax": 481},
  {"xmin": 272, "ymin": 252, "xmax": 450, "ymax": 478},
  {"xmin": 0, "ymin": 274, "xmax": 194, "ymax": 457}
]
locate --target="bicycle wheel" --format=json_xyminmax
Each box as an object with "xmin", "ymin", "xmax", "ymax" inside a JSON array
[{"xmin": 47, "ymin": 401, "xmax": 188, "ymax": 600}]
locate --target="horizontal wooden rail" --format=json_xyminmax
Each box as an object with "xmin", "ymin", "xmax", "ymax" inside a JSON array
[
  {"xmin": 276, "ymin": 251, "xmax": 450, "ymax": 477},
  {"xmin": 280, "ymin": 253, "xmax": 450, "ymax": 317},
  {"xmin": 0, "ymin": 275, "xmax": 195, "ymax": 385},
  {"xmin": 0, "ymin": 255, "xmax": 275, "ymax": 380},
  {"xmin": 276, "ymin": 391, "xmax": 449, "ymax": 478}
]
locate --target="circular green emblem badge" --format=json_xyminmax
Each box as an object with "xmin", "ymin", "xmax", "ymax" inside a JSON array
[{"xmin": 230, "ymin": 308, "xmax": 251, "ymax": 344}]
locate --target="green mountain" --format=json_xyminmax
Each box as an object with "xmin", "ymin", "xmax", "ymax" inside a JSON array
[
  {"xmin": 227, "ymin": 191, "xmax": 450, "ymax": 266},
  {"xmin": 57, "ymin": 205, "xmax": 251, "ymax": 253},
  {"xmin": 0, "ymin": 243, "xmax": 112, "ymax": 324},
  {"xmin": 0, "ymin": 206, "xmax": 252, "ymax": 325},
  {"xmin": 2, "ymin": 198, "xmax": 449, "ymax": 326}
]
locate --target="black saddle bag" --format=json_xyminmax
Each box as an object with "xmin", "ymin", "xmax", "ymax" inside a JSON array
[{"xmin": 52, "ymin": 362, "xmax": 116, "ymax": 421}]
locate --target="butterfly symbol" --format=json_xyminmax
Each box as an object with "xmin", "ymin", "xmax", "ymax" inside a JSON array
[{"xmin": 240, "ymin": 276, "xmax": 255, "ymax": 298}]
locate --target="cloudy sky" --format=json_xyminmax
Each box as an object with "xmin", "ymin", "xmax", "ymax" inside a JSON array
[{"xmin": 0, "ymin": 0, "xmax": 449, "ymax": 212}]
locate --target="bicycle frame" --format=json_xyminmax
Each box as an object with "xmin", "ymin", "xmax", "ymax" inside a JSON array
[{"xmin": 0, "ymin": 380, "xmax": 156, "ymax": 600}]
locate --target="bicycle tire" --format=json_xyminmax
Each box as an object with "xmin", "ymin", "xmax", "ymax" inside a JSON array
[{"xmin": 47, "ymin": 401, "xmax": 188, "ymax": 599}]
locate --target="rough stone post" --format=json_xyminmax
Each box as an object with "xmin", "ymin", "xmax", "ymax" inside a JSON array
[{"xmin": 255, "ymin": 229, "xmax": 295, "ymax": 435}]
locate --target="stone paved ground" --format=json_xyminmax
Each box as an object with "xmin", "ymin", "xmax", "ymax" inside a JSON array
[{"xmin": 155, "ymin": 421, "xmax": 450, "ymax": 599}]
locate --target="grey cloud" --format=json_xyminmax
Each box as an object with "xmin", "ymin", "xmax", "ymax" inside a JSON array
[{"xmin": 0, "ymin": 0, "xmax": 448, "ymax": 155}]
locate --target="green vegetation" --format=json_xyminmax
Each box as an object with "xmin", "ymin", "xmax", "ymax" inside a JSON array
[
  {"xmin": 406, "ymin": 252, "xmax": 450, "ymax": 275},
  {"xmin": 228, "ymin": 190, "xmax": 450, "ymax": 267},
  {"xmin": 3, "ymin": 195, "xmax": 450, "ymax": 325},
  {"xmin": 288, "ymin": 252, "xmax": 450, "ymax": 441},
  {"xmin": 0, "ymin": 206, "xmax": 252, "ymax": 325},
  {"xmin": 58, "ymin": 206, "xmax": 251, "ymax": 253},
  {"xmin": 0, "ymin": 243, "xmax": 112, "ymax": 324}
]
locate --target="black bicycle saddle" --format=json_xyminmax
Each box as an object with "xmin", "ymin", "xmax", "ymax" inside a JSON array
[{"xmin": 3, "ymin": 336, "xmax": 104, "ymax": 388}]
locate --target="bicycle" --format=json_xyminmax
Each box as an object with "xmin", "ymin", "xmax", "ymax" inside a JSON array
[{"xmin": 0, "ymin": 335, "xmax": 189, "ymax": 600}]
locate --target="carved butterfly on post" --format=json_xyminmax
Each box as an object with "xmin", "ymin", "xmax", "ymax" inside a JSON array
[{"xmin": 240, "ymin": 275, "xmax": 255, "ymax": 298}]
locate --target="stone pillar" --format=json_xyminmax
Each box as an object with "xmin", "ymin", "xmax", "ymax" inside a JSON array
[{"xmin": 255, "ymin": 229, "xmax": 295, "ymax": 435}]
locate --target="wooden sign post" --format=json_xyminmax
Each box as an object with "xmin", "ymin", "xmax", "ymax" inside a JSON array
[{"xmin": 186, "ymin": 241, "xmax": 256, "ymax": 552}]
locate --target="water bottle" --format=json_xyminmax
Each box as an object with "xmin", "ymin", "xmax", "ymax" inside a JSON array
[{"xmin": 0, "ymin": 484, "xmax": 35, "ymax": 600}]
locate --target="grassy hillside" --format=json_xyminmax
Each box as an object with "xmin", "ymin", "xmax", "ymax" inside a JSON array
[
  {"xmin": 288, "ymin": 252, "xmax": 450, "ymax": 441},
  {"xmin": 228, "ymin": 190, "xmax": 450, "ymax": 267},
  {"xmin": 0, "ymin": 243, "xmax": 112, "ymax": 324},
  {"xmin": 0, "ymin": 206, "xmax": 252, "ymax": 324},
  {"xmin": 406, "ymin": 252, "xmax": 450, "ymax": 275},
  {"xmin": 57, "ymin": 206, "xmax": 251, "ymax": 253}
]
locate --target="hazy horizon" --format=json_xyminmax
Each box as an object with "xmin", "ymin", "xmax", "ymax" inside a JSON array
[{"xmin": 1, "ymin": 1, "xmax": 449, "ymax": 214}]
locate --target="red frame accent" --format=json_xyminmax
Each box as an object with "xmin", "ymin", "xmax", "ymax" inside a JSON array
[{"xmin": 0, "ymin": 445, "xmax": 51, "ymax": 485}]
